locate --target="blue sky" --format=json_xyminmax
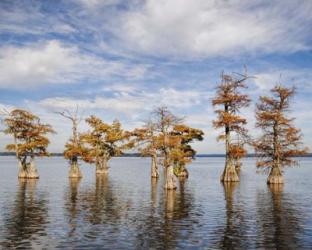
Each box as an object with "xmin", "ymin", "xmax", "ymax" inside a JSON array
[{"xmin": 0, "ymin": 0, "xmax": 312, "ymax": 153}]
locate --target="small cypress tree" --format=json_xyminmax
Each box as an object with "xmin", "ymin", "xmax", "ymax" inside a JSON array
[{"xmin": 57, "ymin": 109, "xmax": 84, "ymax": 178}]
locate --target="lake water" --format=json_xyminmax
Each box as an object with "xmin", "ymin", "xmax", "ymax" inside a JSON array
[{"xmin": 0, "ymin": 156, "xmax": 311, "ymax": 249}]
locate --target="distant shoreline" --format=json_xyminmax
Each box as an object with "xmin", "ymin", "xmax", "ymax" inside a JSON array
[{"xmin": 0, "ymin": 152, "xmax": 311, "ymax": 158}]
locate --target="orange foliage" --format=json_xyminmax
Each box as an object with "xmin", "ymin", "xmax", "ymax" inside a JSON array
[
  {"xmin": 80, "ymin": 116, "xmax": 133, "ymax": 164},
  {"xmin": 254, "ymin": 85, "xmax": 308, "ymax": 171},
  {"xmin": 132, "ymin": 107, "xmax": 204, "ymax": 169},
  {"xmin": 212, "ymin": 71, "xmax": 250, "ymax": 161},
  {"xmin": 4, "ymin": 109, "xmax": 55, "ymax": 164}
]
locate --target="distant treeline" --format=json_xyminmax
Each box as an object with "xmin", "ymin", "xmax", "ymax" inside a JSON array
[{"xmin": 0, "ymin": 152, "xmax": 311, "ymax": 158}]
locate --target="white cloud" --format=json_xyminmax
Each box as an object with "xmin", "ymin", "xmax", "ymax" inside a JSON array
[
  {"xmin": 0, "ymin": 40, "xmax": 148, "ymax": 89},
  {"xmin": 38, "ymin": 87, "xmax": 209, "ymax": 115},
  {"xmin": 0, "ymin": 3, "xmax": 77, "ymax": 35},
  {"xmin": 77, "ymin": 0, "xmax": 122, "ymax": 9},
  {"xmin": 3, "ymin": 1, "xmax": 311, "ymax": 60},
  {"xmin": 32, "ymin": 89, "xmax": 210, "ymax": 152},
  {"xmin": 253, "ymin": 69, "xmax": 312, "ymax": 94},
  {"xmin": 116, "ymin": 0, "xmax": 312, "ymax": 58}
]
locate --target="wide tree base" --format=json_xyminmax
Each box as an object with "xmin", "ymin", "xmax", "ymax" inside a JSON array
[
  {"xmin": 69, "ymin": 164, "xmax": 82, "ymax": 178},
  {"xmin": 267, "ymin": 167, "xmax": 284, "ymax": 184},
  {"xmin": 96, "ymin": 168, "xmax": 109, "ymax": 175},
  {"xmin": 164, "ymin": 166, "xmax": 177, "ymax": 190},
  {"xmin": 18, "ymin": 173, "xmax": 39, "ymax": 179},
  {"xmin": 164, "ymin": 177, "xmax": 177, "ymax": 190},
  {"xmin": 18, "ymin": 164, "xmax": 39, "ymax": 179},
  {"xmin": 151, "ymin": 174, "xmax": 159, "ymax": 178},
  {"xmin": 220, "ymin": 164, "xmax": 239, "ymax": 183}
]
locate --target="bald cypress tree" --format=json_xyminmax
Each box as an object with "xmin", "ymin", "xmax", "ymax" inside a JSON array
[
  {"xmin": 132, "ymin": 122, "xmax": 160, "ymax": 178},
  {"xmin": 254, "ymin": 85, "xmax": 308, "ymax": 184},
  {"xmin": 134, "ymin": 107, "xmax": 203, "ymax": 189},
  {"xmin": 171, "ymin": 124, "xmax": 204, "ymax": 178},
  {"xmin": 80, "ymin": 115, "xmax": 133, "ymax": 175},
  {"xmin": 4, "ymin": 109, "xmax": 55, "ymax": 179},
  {"xmin": 57, "ymin": 109, "xmax": 84, "ymax": 178},
  {"xmin": 212, "ymin": 72, "xmax": 250, "ymax": 182}
]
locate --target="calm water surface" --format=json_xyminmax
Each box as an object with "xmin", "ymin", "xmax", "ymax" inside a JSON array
[{"xmin": 0, "ymin": 156, "xmax": 311, "ymax": 249}]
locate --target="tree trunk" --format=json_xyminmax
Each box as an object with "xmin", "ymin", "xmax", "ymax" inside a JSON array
[
  {"xmin": 69, "ymin": 159, "xmax": 82, "ymax": 178},
  {"xmin": 18, "ymin": 156, "xmax": 39, "ymax": 179},
  {"xmin": 151, "ymin": 154, "xmax": 159, "ymax": 178},
  {"xmin": 18, "ymin": 159, "xmax": 27, "ymax": 178},
  {"xmin": 25, "ymin": 156, "xmax": 39, "ymax": 179},
  {"xmin": 14, "ymin": 136, "xmax": 29, "ymax": 179},
  {"xmin": 221, "ymin": 120, "xmax": 239, "ymax": 182},
  {"xmin": 221, "ymin": 158, "xmax": 239, "ymax": 182},
  {"xmin": 269, "ymin": 122, "xmax": 284, "ymax": 184},
  {"xmin": 267, "ymin": 166, "xmax": 284, "ymax": 184},
  {"xmin": 164, "ymin": 165, "xmax": 177, "ymax": 190},
  {"xmin": 96, "ymin": 157, "xmax": 109, "ymax": 175}
]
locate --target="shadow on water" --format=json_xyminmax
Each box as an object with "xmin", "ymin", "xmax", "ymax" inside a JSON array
[
  {"xmin": 0, "ymin": 179, "xmax": 48, "ymax": 249},
  {"xmin": 255, "ymin": 184, "xmax": 304, "ymax": 249}
]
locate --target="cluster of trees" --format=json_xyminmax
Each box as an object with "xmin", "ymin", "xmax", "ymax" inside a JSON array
[
  {"xmin": 211, "ymin": 71, "xmax": 307, "ymax": 184},
  {"xmin": 1, "ymin": 71, "xmax": 308, "ymax": 187},
  {"xmin": 1, "ymin": 106, "xmax": 203, "ymax": 190}
]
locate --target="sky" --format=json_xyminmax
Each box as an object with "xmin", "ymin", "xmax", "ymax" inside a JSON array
[{"xmin": 0, "ymin": 0, "xmax": 312, "ymax": 154}]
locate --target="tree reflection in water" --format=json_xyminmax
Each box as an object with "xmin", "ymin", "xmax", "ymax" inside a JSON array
[
  {"xmin": 256, "ymin": 184, "xmax": 304, "ymax": 249},
  {"xmin": 213, "ymin": 182, "xmax": 246, "ymax": 249},
  {"xmin": 61, "ymin": 174, "xmax": 127, "ymax": 248},
  {"xmin": 134, "ymin": 178, "xmax": 200, "ymax": 249},
  {"xmin": 0, "ymin": 179, "xmax": 48, "ymax": 249},
  {"xmin": 65, "ymin": 178, "xmax": 81, "ymax": 238},
  {"xmin": 151, "ymin": 177, "xmax": 158, "ymax": 208}
]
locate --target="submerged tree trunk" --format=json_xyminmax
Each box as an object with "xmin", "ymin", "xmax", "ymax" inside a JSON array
[
  {"xmin": 18, "ymin": 159, "xmax": 27, "ymax": 178},
  {"xmin": 268, "ymin": 123, "xmax": 284, "ymax": 184},
  {"xmin": 221, "ymin": 121, "xmax": 239, "ymax": 182},
  {"xmin": 26, "ymin": 156, "xmax": 39, "ymax": 179},
  {"xmin": 267, "ymin": 166, "xmax": 284, "ymax": 184},
  {"xmin": 151, "ymin": 154, "xmax": 159, "ymax": 178},
  {"xmin": 164, "ymin": 165, "xmax": 177, "ymax": 190},
  {"xmin": 69, "ymin": 157, "xmax": 82, "ymax": 178},
  {"xmin": 96, "ymin": 157, "xmax": 109, "ymax": 175},
  {"xmin": 221, "ymin": 158, "xmax": 239, "ymax": 182},
  {"xmin": 18, "ymin": 156, "xmax": 39, "ymax": 179}
]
